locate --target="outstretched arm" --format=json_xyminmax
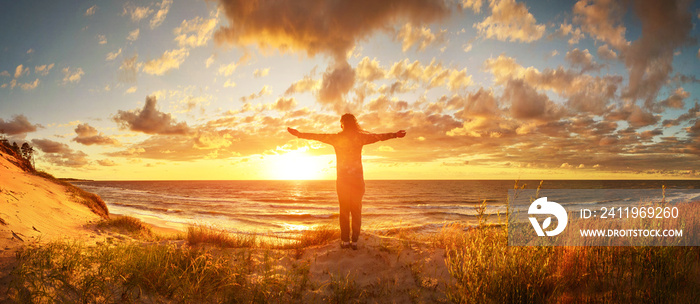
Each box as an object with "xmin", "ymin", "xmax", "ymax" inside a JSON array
[
  {"xmin": 362, "ymin": 130, "xmax": 406, "ymax": 145},
  {"xmin": 287, "ymin": 127, "xmax": 336, "ymax": 145}
]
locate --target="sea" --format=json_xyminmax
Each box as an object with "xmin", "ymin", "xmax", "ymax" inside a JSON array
[{"xmin": 72, "ymin": 180, "xmax": 700, "ymax": 235}]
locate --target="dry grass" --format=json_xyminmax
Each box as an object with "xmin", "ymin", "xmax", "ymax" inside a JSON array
[
  {"xmin": 436, "ymin": 187, "xmax": 700, "ymax": 303},
  {"xmin": 96, "ymin": 216, "xmax": 152, "ymax": 237},
  {"xmin": 7, "ymin": 241, "xmax": 310, "ymax": 303},
  {"xmin": 288, "ymin": 225, "xmax": 340, "ymax": 248},
  {"xmin": 438, "ymin": 222, "xmax": 700, "ymax": 303},
  {"xmin": 186, "ymin": 224, "xmax": 257, "ymax": 248}
]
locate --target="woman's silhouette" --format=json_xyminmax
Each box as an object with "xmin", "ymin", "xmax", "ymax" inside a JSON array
[{"xmin": 288, "ymin": 114, "xmax": 406, "ymax": 250}]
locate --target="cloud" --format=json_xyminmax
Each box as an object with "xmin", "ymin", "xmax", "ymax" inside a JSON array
[
  {"xmin": 14, "ymin": 64, "xmax": 29, "ymax": 78},
  {"xmin": 240, "ymin": 86, "xmax": 271, "ymax": 102},
  {"xmin": 223, "ymin": 79, "xmax": 236, "ymax": 88},
  {"xmin": 0, "ymin": 115, "xmax": 40, "ymax": 135},
  {"xmin": 484, "ymin": 54, "xmax": 620, "ymax": 115},
  {"xmin": 0, "ymin": 71, "xmax": 9, "ymax": 77},
  {"xmin": 573, "ymin": 0, "xmax": 629, "ymax": 50},
  {"xmin": 31, "ymin": 138, "xmax": 66, "ymax": 153},
  {"xmin": 605, "ymin": 103, "xmax": 659, "ymax": 128},
  {"xmin": 106, "ymin": 48, "xmax": 122, "ymax": 61},
  {"xmin": 34, "ymin": 64, "xmax": 54, "ymax": 76},
  {"xmin": 388, "ymin": 58, "xmax": 472, "ymax": 91},
  {"xmin": 62, "ymin": 67, "xmax": 84, "ymax": 84},
  {"xmin": 214, "ymin": 0, "xmax": 450, "ymax": 60},
  {"xmin": 318, "ymin": 61, "xmax": 356, "ymax": 109},
  {"xmin": 503, "ymin": 79, "xmax": 564, "ymax": 121},
  {"xmin": 463, "ymin": 43, "xmax": 473, "ymax": 52},
  {"xmin": 565, "ymin": 48, "xmax": 602, "ymax": 72},
  {"xmin": 142, "ymin": 48, "xmax": 189, "ymax": 75},
  {"xmin": 461, "ymin": 0, "xmax": 484, "ymax": 13},
  {"xmin": 622, "ymin": 0, "xmax": 694, "ymax": 107},
  {"xmin": 97, "ymin": 159, "xmax": 116, "ymax": 166},
  {"xmin": 97, "ymin": 34, "xmax": 107, "ymax": 45},
  {"xmin": 397, "ymin": 23, "xmax": 447, "ymax": 52},
  {"xmin": 639, "ymin": 129, "xmax": 663, "ymax": 141},
  {"xmin": 72, "ymin": 123, "xmax": 120, "ymax": 146},
  {"xmin": 214, "ymin": 0, "xmax": 451, "ymax": 108},
  {"xmin": 269, "ymin": 97, "xmax": 297, "ymax": 112},
  {"xmin": 123, "ymin": 3, "xmax": 153, "ymax": 22},
  {"xmin": 113, "ymin": 95, "xmax": 191, "ymax": 135},
  {"xmin": 150, "ymin": 0, "xmax": 172, "ymax": 29},
  {"xmin": 356, "ymin": 57, "xmax": 386, "ymax": 82},
  {"xmin": 174, "ymin": 15, "xmax": 218, "ymax": 48},
  {"xmin": 253, "ymin": 68, "xmax": 270, "ymax": 78},
  {"xmin": 125, "ymin": 86, "xmax": 137, "ymax": 94},
  {"xmin": 85, "ymin": 5, "xmax": 97, "ymax": 16},
  {"xmin": 458, "ymin": 88, "xmax": 501, "ymax": 118},
  {"xmin": 597, "ymin": 44, "xmax": 617, "ymax": 60},
  {"xmin": 659, "ymin": 87, "xmax": 689, "ymax": 109},
  {"xmin": 662, "ymin": 102, "xmax": 699, "ymax": 127},
  {"xmin": 19, "ymin": 79, "xmax": 39, "ymax": 90},
  {"xmin": 285, "ymin": 76, "xmax": 320, "ymax": 95},
  {"xmin": 205, "ymin": 55, "xmax": 215, "ymax": 68},
  {"xmin": 6, "ymin": 73, "xmax": 40, "ymax": 90},
  {"xmin": 31, "ymin": 139, "xmax": 89, "ymax": 167},
  {"xmin": 551, "ymin": 23, "xmax": 584, "ymax": 44},
  {"xmin": 119, "ymin": 55, "xmax": 139, "ymax": 83},
  {"xmin": 475, "ymin": 0, "xmax": 546, "ymax": 43},
  {"xmin": 217, "ymin": 62, "xmax": 237, "ymax": 76},
  {"xmin": 127, "ymin": 28, "xmax": 140, "ymax": 41}
]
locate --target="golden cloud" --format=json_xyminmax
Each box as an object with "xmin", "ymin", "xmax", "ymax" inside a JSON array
[
  {"xmin": 475, "ymin": 0, "xmax": 545, "ymax": 43},
  {"xmin": 142, "ymin": 48, "xmax": 189, "ymax": 75}
]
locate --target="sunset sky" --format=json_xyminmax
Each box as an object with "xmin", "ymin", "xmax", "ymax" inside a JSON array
[{"xmin": 1, "ymin": 0, "xmax": 699, "ymax": 180}]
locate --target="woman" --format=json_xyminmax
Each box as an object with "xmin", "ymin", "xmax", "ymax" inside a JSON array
[{"xmin": 288, "ymin": 114, "xmax": 406, "ymax": 250}]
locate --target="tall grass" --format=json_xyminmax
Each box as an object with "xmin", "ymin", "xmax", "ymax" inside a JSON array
[
  {"xmin": 186, "ymin": 224, "xmax": 257, "ymax": 248},
  {"xmin": 96, "ymin": 216, "xmax": 152, "ymax": 237},
  {"xmin": 438, "ymin": 184, "xmax": 700, "ymax": 303},
  {"xmin": 8, "ymin": 241, "xmax": 311, "ymax": 303}
]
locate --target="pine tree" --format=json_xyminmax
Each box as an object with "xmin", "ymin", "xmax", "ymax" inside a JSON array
[{"xmin": 21, "ymin": 142, "xmax": 34, "ymax": 168}]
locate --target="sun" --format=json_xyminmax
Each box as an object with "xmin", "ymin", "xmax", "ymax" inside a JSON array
[{"xmin": 268, "ymin": 149, "xmax": 326, "ymax": 180}]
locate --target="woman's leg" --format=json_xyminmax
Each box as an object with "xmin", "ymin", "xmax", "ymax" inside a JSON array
[
  {"xmin": 338, "ymin": 195, "xmax": 351, "ymax": 242},
  {"xmin": 350, "ymin": 195, "xmax": 362, "ymax": 242},
  {"xmin": 337, "ymin": 180, "xmax": 365, "ymax": 243}
]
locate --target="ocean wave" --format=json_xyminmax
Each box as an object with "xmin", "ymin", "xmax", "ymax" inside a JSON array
[{"xmin": 267, "ymin": 204, "xmax": 336, "ymax": 210}]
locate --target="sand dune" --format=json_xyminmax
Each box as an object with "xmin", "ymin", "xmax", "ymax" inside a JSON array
[{"xmin": 0, "ymin": 149, "xmax": 107, "ymax": 287}]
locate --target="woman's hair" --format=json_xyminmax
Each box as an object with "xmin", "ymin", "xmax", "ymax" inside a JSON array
[{"xmin": 340, "ymin": 113, "xmax": 362, "ymax": 132}]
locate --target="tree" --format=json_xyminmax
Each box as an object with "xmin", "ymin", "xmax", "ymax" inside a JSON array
[
  {"xmin": 0, "ymin": 131, "xmax": 8, "ymax": 147},
  {"xmin": 11, "ymin": 142, "xmax": 20, "ymax": 154},
  {"xmin": 21, "ymin": 142, "xmax": 34, "ymax": 168}
]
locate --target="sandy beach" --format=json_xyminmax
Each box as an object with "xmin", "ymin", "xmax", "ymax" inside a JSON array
[{"xmin": 1, "ymin": 148, "xmax": 454, "ymax": 302}]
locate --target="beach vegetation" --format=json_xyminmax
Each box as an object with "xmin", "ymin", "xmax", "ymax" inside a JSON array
[
  {"xmin": 7, "ymin": 241, "xmax": 310, "ymax": 303},
  {"xmin": 186, "ymin": 224, "xmax": 258, "ymax": 248},
  {"xmin": 439, "ymin": 187, "xmax": 700, "ymax": 303},
  {"xmin": 5, "ymin": 178, "xmax": 700, "ymax": 303},
  {"xmin": 96, "ymin": 216, "xmax": 152, "ymax": 237}
]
